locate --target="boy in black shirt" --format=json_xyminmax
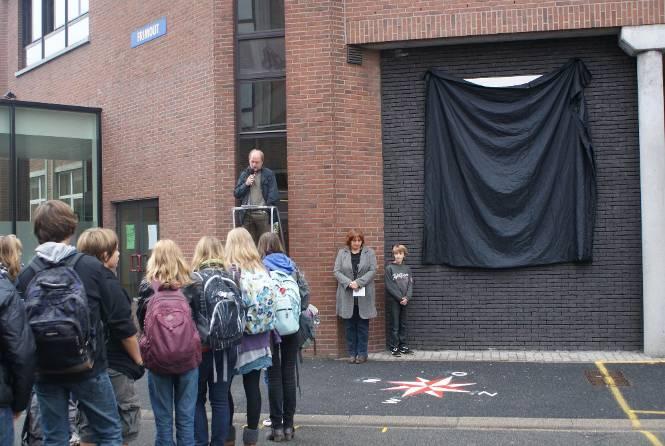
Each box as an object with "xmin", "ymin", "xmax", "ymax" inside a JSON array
[
  {"xmin": 76, "ymin": 228, "xmax": 144, "ymax": 446},
  {"xmin": 384, "ymin": 244, "xmax": 414, "ymax": 357}
]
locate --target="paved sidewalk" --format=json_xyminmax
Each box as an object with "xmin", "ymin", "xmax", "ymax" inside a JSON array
[{"xmin": 367, "ymin": 349, "xmax": 664, "ymax": 363}]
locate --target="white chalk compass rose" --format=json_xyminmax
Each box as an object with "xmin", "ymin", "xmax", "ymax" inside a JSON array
[{"xmin": 383, "ymin": 375, "xmax": 476, "ymax": 398}]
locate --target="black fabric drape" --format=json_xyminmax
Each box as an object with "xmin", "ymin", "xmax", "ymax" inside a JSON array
[{"xmin": 423, "ymin": 59, "xmax": 595, "ymax": 268}]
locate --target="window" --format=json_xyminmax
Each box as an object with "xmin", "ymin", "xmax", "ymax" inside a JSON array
[
  {"xmin": 23, "ymin": 0, "xmax": 89, "ymax": 67},
  {"xmin": 13, "ymin": 105, "xmax": 99, "ymax": 259},
  {"xmin": 56, "ymin": 163, "xmax": 84, "ymax": 218},
  {"xmin": 29, "ymin": 161, "xmax": 47, "ymax": 218},
  {"xmin": 237, "ymin": 0, "xmax": 284, "ymax": 34},
  {"xmin": 239, "ymin": 80, "xmax": 286, "ymax": 132},
  {"xmin": 236, "ymin": 0, "xmax": 287, "ymax": 246}
]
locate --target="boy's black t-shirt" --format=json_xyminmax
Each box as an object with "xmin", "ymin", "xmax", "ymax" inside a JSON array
[
  {"xmin": 17, "ymin": 253, "xmax": 136, "ymax": 383},
  {"xmin": 102, "ymin": 267, "xmax": 142, "ymax": 379}
]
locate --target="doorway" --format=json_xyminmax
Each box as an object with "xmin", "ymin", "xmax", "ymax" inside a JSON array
[{"xmin": 116, "ymin": 199, "xmax": 159, "ymax": 298}]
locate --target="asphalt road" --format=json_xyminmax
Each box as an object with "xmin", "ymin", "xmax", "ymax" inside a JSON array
[{"xmin": 13, "ymin": 358, "xmax": 665, "ymax": 445}]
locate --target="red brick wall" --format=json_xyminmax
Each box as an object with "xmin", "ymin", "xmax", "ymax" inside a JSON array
[
  {"xmin": 285, "ymin": 1, "xmax": 385, "ymax": 356},
  {"xmin": 0, "ymin": 0, "xmax": 8, "ymax": 93},
  {"xmin": 344, "ymin": 0, "xmax": 665, "ymax": 45},
  {"xmin": 5, "ymin": 0, "xmax": 237, "ymax": 256}
]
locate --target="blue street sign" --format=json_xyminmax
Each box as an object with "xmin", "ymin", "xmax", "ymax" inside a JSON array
[{"xmin": 131, "ymin": 17, "xmax": 167, "ymax": 48}]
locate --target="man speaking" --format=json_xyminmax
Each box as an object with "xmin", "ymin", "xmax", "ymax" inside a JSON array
[{"xmin": 234, "ymin": 149, "xmax": 280, "ymax": 243}]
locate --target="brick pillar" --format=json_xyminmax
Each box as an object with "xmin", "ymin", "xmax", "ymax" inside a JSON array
[
  {"xmin": 285, "ymin": 0, "xmax": 385, "ymax": 356},
  {"xmin": 0, "ymin": 0, "xmax": 8, "ymax": 93}
]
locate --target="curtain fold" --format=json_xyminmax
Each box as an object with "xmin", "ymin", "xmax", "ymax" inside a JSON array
[{"xmin": 423, "ymin": 59, "xmax": 595, "ymax": 268}]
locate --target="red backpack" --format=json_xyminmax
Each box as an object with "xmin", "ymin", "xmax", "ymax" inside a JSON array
[{"xmin": 139, "ymin": 281, "xmax": 201, "ymax": 375}]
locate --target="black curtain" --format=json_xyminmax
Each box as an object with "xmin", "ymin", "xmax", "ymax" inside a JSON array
[{"xmin": 423, "ymin": 59, "xmax": 595, "ymax": 268}]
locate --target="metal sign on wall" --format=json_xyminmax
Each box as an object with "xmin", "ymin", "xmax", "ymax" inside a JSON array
[{"xmin": 131, "ymin": 17, "xmax": 167, "ymax": 48}]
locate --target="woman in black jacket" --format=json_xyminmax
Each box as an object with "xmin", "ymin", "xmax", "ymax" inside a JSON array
[{"xmin": 0, "ymin": 235, "xmax": 36, "ymax": 446}]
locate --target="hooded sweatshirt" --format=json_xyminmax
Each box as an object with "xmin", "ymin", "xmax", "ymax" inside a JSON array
[{"xmin": 262, "ymin": 253, "xmax": 296, "ymax": 275}]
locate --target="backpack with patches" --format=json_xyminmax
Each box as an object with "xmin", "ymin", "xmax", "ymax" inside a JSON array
[
  {"xmin": 269, "ymin": 269, "xmax": 301, "ymax": 336},
  {"xmin": 139, "ymin": 282, "xmax": 202, "ymax": 375},
  {"xmin": 24, "ymin": 253, "xmax": 96, "ymax": 374},
  {"xmin": 237, "ymin": 268, "xmax": 275, "ymax": 335},
  {"xmin": 193, "ymin": 268, "xmax": 245, "ymax": 350}
]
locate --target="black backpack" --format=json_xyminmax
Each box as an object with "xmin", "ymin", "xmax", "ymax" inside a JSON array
[
  {"xmin": 193, "ymin": 268, "xmax": 245, "ymax": 382},
  {"xmin": 24, "ymin": 253, "xmax": 95, "ymax": 374},
  {"xmin": 193, "ymin": 268, "xmax": 245, "ymax": 351}
]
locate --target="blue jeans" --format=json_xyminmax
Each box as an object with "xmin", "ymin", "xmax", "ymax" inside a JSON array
[
  {"xmin": 35, "ymin": 372, "xmax": 121, "ymax": 446},
  {"xmin": 343, "ymin": 304, "xmax": 369, "ymax": 357},
  {"xmin": 195, "ymin": 349, "xmax": 236, "ymax": 446},
  {"xmin": 0, "ymin": 407, "xmax": 13, "ymax": 446},
  {"xmin": 148, "ymin": 367, "xmax": 198, "ymax": 446}
]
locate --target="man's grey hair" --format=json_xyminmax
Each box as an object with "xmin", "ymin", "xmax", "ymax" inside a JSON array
[{"xmin": 249, "ymin": 149, "xmax": 265, "ymax": 161}]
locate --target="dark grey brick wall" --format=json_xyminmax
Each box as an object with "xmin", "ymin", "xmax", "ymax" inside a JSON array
[{"xmin": 381, "ymin": 35, "xmax": 642, "ymax": 350}]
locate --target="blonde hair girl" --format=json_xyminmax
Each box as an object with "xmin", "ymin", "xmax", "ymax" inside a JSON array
[
  {"xmin": 224, "ymin": 228, "xmax": 264, "ymax": 271},
  {"xmin": 191, "ymin": 236, "xmax": 226, "ymax": 271},
  {"xmin": 0, "ymin": 235, "xmax": 23, "ymax": 281},
  {"xmin": 189, "ymin": 235, "xmax": 236, "ymax": 445},
  {"xmin": 224, "ymin": 227, "xmax": 272, "ymax": 446},
  {"xmin": 145, "ymin": 239, "xmax": 192, "ymax": 289}
]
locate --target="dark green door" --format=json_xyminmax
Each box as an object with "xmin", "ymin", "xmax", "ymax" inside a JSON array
[{"xmin": 116, "ymin": 199, "xmax": 159, "ymax": 298}]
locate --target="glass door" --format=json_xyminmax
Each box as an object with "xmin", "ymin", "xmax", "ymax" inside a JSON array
[{"xmin": 116, "ymin": 199, "xmax": 159, "ymax": 298}]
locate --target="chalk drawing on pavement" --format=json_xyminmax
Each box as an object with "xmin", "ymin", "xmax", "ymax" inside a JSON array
[
  {"xmin": 382, "ymin": 398, "xmax": 402, "ymax": 404},
  {"xmin": 362, "ymin": 378, "xmax": 382, "ymax": 383},
  {"xmin": 384, "ymin": 376, "xmax": 476, "ymax": 398}
]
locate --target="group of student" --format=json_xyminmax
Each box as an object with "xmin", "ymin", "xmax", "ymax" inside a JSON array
[{"xmin": 0, "ymin": 200, "xmax": 312, "ymax": 446}]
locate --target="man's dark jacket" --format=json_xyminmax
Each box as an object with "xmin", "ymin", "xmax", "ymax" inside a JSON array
[
  {"xmin": 0, "ymin": 268, "xmax": 36, "ymax": 412},
  {"xmin": 234, "ymin": 166, "xmax": 280, "ymax": 206}
]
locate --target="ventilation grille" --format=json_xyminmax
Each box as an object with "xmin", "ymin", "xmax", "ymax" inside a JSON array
[{"xmin": 347, "ymin": 46, "xmax": 363, "ymax": 65}]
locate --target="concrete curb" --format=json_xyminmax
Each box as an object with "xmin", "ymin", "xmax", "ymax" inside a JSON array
[
  {"xmin": 363, "ymin": 350, "xmax": 665, "ymax": 363},
  {"xmin": 139, "ymin": 410, "xmax": 665, "ymax": 431}
]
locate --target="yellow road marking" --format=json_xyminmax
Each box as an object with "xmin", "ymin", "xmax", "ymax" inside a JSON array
[
  {"xmin": 595, "ymin": 361, "xmax": 641, "ymax": 429},
  {"xmin": 640, "ymin": 431, "xmax": 664, "ymax": 446},
  {"xmin": 596, "ymin": 361, "xmax": 665, "ymax": 446},
  {"xmin": 633, "ymin": 410, "xmax": 665, "ymax": 416},
  {"xmin": 381, "ymin": 427, "xmax": 388, "ymax": 433}
]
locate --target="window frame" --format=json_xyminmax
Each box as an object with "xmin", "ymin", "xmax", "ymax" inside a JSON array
[
  {"xmin": 22, "ymin": 0, "xmax": 90, "ymax": 69},
  {"xmin": 29, "ymin": 168, "xmax": 47, "ymax": 219},
  {"xmin": 54, "ymin": 162, "xmax": 84, "ymax": 212}
]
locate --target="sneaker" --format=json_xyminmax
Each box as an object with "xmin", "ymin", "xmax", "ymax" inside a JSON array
[
  {"xmin": 284, "ymin": 427, "xmax": 295, "ymax": 441},
  {"xmin": 263, "ymin": 418, "xmax": 273, "ymax": 427},
  {"xmin": 267, "ymin": 427, "xmax": 284, "ymax": 442},
  {"xmin": 399, "ymin": 346, "xmax": 413, "ymax": 355},
  {"xmin": 390, "ymin": 347, "xmax": 401, "ymax": 357}
]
